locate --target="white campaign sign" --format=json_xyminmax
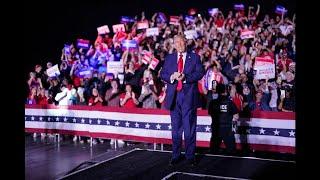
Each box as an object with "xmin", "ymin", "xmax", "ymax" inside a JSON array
[
  {"xmin": 146, "ymin": 27, "xmax": 159, "ymax": 37},
  {"xmin": 46, "ymin": 65, "xmax": 60, "ymax": 77},
  {"xmin": 184, "ymin": 30, "xmax": 198, "ymax": 39},
  {"xmin": 97, "ymin": 25, "xmax": 110, "ymax": 34},
  {"xmin": 107, "ymin": 61, "xmax": 124, "ymax": 74},
  {"xmin": 254, "ymin": 57, "xmax": 275, "ymax": 79}
]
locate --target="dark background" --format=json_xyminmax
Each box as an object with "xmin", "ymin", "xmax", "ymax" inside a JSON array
[
  {"xmin": 20, "ymin": 1, "xmax": 320, "ymax": 178},
  {"xmin": 24, "ymin": 0, "xmax": 296, "ymax": 77}
]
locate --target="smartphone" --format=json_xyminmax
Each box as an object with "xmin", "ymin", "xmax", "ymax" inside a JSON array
[
  {"xmin": 280, "ymin": 89, "xmax": 286, "ymax": 99},
  {"xmin": 253, "ymin": 70, "xmax": 257, "ymax": 76},
  {"xmin": 118, "ymin": 73, "xmax": 124, "ymax": 85}
]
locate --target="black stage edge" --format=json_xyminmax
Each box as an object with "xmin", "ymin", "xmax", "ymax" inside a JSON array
[{"xmin": 58, "ymin": 148, "xmax": 296, "ymax": 180}]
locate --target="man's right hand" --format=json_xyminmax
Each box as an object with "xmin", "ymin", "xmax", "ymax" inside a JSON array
[{"xmin": 170, "ymin": 72, "xmax": 181, "ymax": 81}]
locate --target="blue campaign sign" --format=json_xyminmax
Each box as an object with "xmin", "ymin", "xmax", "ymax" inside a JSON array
[
  {"xmin": 121, "ymin": 40, "xmax": 138, "ymax": 50},
  {"xmin": 184, "ymin": 15, "xmax": 195, "ymax": 24},
  {"xmin": 64, "ymin": 44, "xmax": 70, "ymax": 55},
  {"xmin": 234, "ymin": 4, "xmax": 245, "ymax": 11},
  {"xmin": 275, "ymin": 5, "xmax": 287, "ymax": 14},
  {"xmin": 121, "ymin": 16, "xmax": 135, "ymax": 23}
]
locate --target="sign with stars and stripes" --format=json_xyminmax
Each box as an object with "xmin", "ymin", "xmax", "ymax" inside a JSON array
[{"xmin": 25, "ymin": 105, "xmax": 295, "ymax": 154}]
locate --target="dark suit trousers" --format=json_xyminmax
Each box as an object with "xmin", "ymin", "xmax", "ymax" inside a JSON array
[{"xmin": 170, "ymin": 91, "xmax": 197, "ymax": 160}]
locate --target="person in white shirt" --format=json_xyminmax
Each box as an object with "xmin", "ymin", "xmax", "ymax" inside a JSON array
[{"xmin": 54, "ymin": 85, "xmax": 72, "ymax": 106}]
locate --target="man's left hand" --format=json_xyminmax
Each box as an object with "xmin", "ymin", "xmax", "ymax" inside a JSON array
[{"xmin": 176, "ymin": 73, "xmax": 185, "ymax": 81}]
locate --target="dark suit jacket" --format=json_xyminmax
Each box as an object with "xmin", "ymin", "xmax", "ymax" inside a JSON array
[{"xmin": 160, "ymin": 52, "xmax": 205, "ymax": 110}]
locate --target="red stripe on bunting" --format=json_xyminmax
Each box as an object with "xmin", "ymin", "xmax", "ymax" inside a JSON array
[{"xmin": 25, "ymin": 105, "xmax": 295, "ymax": 120}]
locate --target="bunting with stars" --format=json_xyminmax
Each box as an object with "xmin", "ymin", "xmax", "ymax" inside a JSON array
[{"xmin": 25, "ymin": 105, "xmax": 295, "ymax": 153}]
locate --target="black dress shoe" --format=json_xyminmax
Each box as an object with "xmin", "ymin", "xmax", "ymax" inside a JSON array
[
  {"xmin": 169, "ymin": 155, "xmax": 183, "ymax": 166},
  {"xmin": 187, "ymin": 158, "xmax": 197, "ymax": 167},
  {"xmin": 169, "ymin": 158, "xmax": 180, "ymax": 166}
]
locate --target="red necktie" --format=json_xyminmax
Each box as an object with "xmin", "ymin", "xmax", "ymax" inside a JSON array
[{"xmin": 176, "ymin": 53, "xmax": 183, "ymax": 91}]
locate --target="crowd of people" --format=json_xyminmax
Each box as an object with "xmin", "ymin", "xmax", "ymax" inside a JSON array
[{"xmin": 26, "ymin": 4, "xmax": 296, "ymax": 142}]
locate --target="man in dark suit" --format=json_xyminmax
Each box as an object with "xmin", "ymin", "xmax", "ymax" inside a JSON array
[{"xmin": 160, "ymin": 35, "xmax": 205, "ymax": 166}]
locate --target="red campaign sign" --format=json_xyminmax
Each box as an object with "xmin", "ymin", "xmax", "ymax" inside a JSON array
[
  {"xmin": 149, "ymin": 57, "xmax": 159, "ymax": 70},
  {"xmin": 142, "ymin": 51, "xmax": 152, "ymax": 64},
  {"xmin": 137, "ymin": 21, "xmax": 149, "ymax": 30},
  {"xmin": 169, "ymin": 16, "xmax": 180, "ymax": 26},
  {"xmin": 255, "ymin": 57, "xmax": 274, "ymax": 66},
  {"xmin": 240, "ymin": 30, "xmax": 255, "ymax": 39}
]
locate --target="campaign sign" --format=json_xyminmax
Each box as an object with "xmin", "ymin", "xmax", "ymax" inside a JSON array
[
  {"xmin": 112, "ymin": 24, "xmax": 126, "ymax": 33},
  {"xmin": 208, "ymin": 8, "xmax": 219, "ymax": 16},
  {"xmin": 240, "ymin": 30, "xmax": 255, "ymax": 39},
  {"xmin": 64, "ymin": 44, "xmax": 71, "ymax": 55},
  {"xmin": 76, "ymin": 39, "xmax": 90, "ymax": 49},
  {"xmin": 47, "ymin": 64, "xmax": 61, "ymax": 78},
  {"xmin": 184, "ymin": 15, "xmax": 195, "ymax": 24},
  {"xmin": 78, "ymin": 70, "xmax": 92, "ymax": 78},
  {"xmin": 149, "ymin": 57, "xmax": 160, "ymax": 70},
  {"xmin": 234, "ymin": 4, "xmax": 245, "ymax": 11},
  {"xmin": 275, "ymin": 5, "xmax": 288, "ymax": 14},
  {"xmin": 184, "ymin": 30, "xmax": 198, "ymax": 39},
  {"xmin": 142, "ymin": 50, "xmax": 152, "ymax": 64},
  {"xmin": 121, "ymin": 40, "xmax": 137, "ymax": 51},
  {"xmin": 121, "ymin": 16, "xmax": 135, "ymax": 24},
  {"xmin": 158, "ymin": 12, "xmax": 167, "ymax": 22},
  {"xmin": 169, "ymin": 16, "xmax": 180, "ymax": 26},
  {"xmin": 97, "ymin": 25, "xmax": 110, "ymax": 34},
  {"xmin": 137, "ymin": 21, "xmax": 149, "ymax": 29},
  {"xmin": 146, "ymin": 27, "xmax": 159, "ymax": 37},
  {"xmin": 254, "ymin": 57, "xmax": 275, "ymax": 79},
  {"xmin": 107, "ymin": 61, "xmax": 124, "ymax": 74}
]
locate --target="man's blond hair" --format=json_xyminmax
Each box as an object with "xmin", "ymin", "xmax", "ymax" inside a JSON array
[{"xmin": 173, "ymin": 34, "xmax": 186, "ymax": 42}]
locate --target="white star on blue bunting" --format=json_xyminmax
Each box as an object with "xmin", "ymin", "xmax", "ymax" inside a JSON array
[
  {"xmin": 145, "ymin": 123, "xmax": 150, "ymax": 129},
  {"xmin": 289, "ymin": 130, "xmax": 295, "ymax": 137},
  {"xmin": 125, "ymin": 121, "xmax": 130, "ymax": 127},
  {"xmin": 259, "ymin": 128, "xmax": 266, "ymax": 134}
]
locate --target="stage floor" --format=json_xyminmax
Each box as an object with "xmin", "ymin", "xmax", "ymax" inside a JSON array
[
  {"xmin": 25, "ymin": 134, "xmax": 295, "ymax": 180},
  {"xmin": 59, "ymin": 148, "xmax": 296, "ymax": 180}
]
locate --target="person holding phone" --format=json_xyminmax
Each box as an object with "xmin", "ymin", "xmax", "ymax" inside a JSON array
[
  {"xmin": 120, "ymin": 84, "xmax": 139, "ymax": 108},
  {"xmin": 246, "ymin": 88, "xmax": 272, "ymax": 111},
  {"xmin": 138, "ymin": 77, "xmax": 158, "ymax": 109}
]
